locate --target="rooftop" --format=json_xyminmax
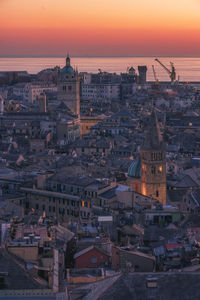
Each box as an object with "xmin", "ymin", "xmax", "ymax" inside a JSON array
[{"xmin": 99, "ymin": 273, "xmax": 200, "ymax": 300}]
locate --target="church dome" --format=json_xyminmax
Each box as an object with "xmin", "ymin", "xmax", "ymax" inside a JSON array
[
  {"xmin": 61, "ymin": 65, "xmax": 75, "ymax": 74},
  {"xmin": 61, "ymin": 55, "xmax": 75, "ymax": 74},
  {"xmin": 128, "ymin": 160, "xmax": 141, "ymax": 178}
]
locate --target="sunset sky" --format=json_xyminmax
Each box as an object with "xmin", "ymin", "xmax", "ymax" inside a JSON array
[{"xmin": 0, "ymin": 0, "xmax": 200, "ymax": 56}]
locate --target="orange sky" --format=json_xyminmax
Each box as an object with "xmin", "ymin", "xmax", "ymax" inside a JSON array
[{"xmin": 0, "ymin": 0, "xmax": 200, "ymax": 56}]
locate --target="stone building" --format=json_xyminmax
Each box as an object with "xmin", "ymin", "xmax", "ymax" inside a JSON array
[
  {"xmin": 57, "ymin": 55, "xmax": 80, "ymax": 118},
  {"xmin": 128, "ymin": 110, "xmax": 166, "ymax": 205}
]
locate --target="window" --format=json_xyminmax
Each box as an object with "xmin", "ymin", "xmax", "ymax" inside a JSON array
[
  {"xmin": 151, "ymin": 165, "xmax": 156, "ymax": 174},
  {"xmin": 151, "ymin": 152, "xmax": 163, "ymax": 161},
  {"xmin": 158, "ymin": 166, "xmax": 162, "ymax": 173},
  {"xmin": 134, "ymin": 265, "xmax": 139, "ymax": 270},
  {"xmin": 91, "ymin": 257, "xmax": 97, "ymax": 263},
  {"xmin": 36, "ymin": 203, "xmax": 39, "ymax": 210},
  {"xmin": 68, "ymin": 85, "xmax": 72, "ymax": 91},
  {"xmin": 156, "ymin": 190, "xmax": 159, "ymax": 197}
]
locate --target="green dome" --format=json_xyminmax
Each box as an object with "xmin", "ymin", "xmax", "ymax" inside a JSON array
[
  {"xmin": 128, "ymin": 160, "xmax": 141, "ymax": 178},
  {"xmin": 61, "ymin": 65, "xmax": 75, "ymax": 74}
]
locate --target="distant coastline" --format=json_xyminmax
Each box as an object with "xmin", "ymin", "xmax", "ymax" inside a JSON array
[
  {"xmin": 0, "ymin": 56, "xmax": 200, "ymax": 81},
  {"xmin": 1, "ymin": 55, "xmax": 200, "ymax": 58}
]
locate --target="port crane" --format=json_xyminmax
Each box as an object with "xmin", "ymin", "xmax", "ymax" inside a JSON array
[
  {"xmin": 155, "ymin": 58, "xmax": 176, "ymax": 83},
  {"xmin": 152, "ymin": 65, "xmax": 159, "ymax": 85}
]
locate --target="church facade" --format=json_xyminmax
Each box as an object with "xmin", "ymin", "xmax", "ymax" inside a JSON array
[{"xmin": 128, "ymin": 110, "xmax": 166, "ymax": 205}]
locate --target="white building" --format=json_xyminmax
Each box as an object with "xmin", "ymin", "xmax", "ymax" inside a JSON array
[
  {"xmin": 81, "ymin": 83, "xmax": 121, "ymax": 100},
  {"xmin": 13, "ymin": 83, "xmax": 57, "ymax": 103}
]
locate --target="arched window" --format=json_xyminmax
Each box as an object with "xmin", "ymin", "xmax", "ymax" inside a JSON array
[{"xmin": 151, "ymin": 165, "xmax": 156, "ymax": 174}]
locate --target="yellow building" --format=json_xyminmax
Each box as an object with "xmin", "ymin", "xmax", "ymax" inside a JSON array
[{"xmin": 80, "ymin": 115, "xmax": 104, "ymax": 137}]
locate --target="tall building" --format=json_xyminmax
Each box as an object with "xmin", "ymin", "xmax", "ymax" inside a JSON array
[
  {"xmin": 128, "ymin": 110, "xmax": 166, "ymax": 205},
  {"xmin": 57, "ymin": 55, "xmax": 80, "ymax": 117},
  {"xmin": 138, "ymin": 66, "xmax": 147, "ymax": 84}
]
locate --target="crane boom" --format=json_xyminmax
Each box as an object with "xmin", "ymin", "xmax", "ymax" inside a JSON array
[
  {"xmin": 155, "ymin": 58, "xmax": 176, "ymax": 82},
  {"xmin": 155, "ymin": 58, "xmax": 171, "ymax": 75},
  {"xmin": 152, "ymin": 65, "xmax": 157, "ymax": 81},
  {"xmin": 152, "ymin": 65, "xmax": 159, "ymax": 86}
]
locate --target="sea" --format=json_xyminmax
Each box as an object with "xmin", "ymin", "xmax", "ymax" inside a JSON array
[{"xmin": 0, "ymin": 57, "xmax": 200, "ymax": 82}]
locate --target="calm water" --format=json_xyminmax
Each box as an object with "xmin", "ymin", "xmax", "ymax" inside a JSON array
[{"xmin": 0, "ymin": 57, "xmax": 200, "ymax": 81}]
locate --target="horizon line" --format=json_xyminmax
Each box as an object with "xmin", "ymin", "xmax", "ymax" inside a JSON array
[{"xmin": 1, "ymin": 55, "xmax": 200, "ymax": 59}]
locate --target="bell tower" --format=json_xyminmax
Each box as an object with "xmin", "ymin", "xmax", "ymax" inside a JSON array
[
  {"xmin": 57, "ymin": 55, "xmax": 80, "ymax": 117},
  {"xmin": 140, "ymin": 110, "xmax": 166, "ymax": 205}
]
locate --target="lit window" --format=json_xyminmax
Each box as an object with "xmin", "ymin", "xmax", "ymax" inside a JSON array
[{"xmin": 158, "ymin": 166, "xmax": 162, "ymax": 173}]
